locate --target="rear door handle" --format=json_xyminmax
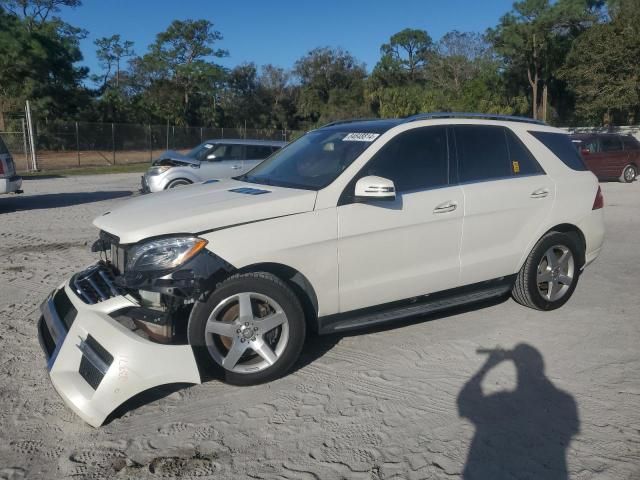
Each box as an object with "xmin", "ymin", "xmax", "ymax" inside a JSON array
[
  {"xmin": 530, "ymin": 188, "xmax": 549, "ymax": 199},
  {"xmin": 433, "ymin": 201, "xmax": 457, "ymax": 214}
]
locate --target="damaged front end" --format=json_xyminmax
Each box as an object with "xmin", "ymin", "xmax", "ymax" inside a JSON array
[{"xmin": 37, "ymin": 231, "xmax": 233, "ymax": 427}]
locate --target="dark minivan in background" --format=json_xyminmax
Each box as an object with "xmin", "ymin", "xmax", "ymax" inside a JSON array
[{"xmin": 571, "ymin": 133, "xmax": 639, "ymax": 183}]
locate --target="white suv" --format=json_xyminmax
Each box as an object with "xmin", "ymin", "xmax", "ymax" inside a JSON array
[
  {"xmin": 37, "ymin": 114, "xmax": 605, "ymax": 427},
  {"xmin": 0, "ymin": 135, "xmax": 22, "ymax": 195}
]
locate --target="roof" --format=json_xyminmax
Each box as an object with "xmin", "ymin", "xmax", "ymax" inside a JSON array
[
  {"xmin": 317, "ymin": 112, "xmax": 546, "ymax": 136},
  {"xmin": 202, "ymin": 138, "xmax": 287, "ymax": 146}
]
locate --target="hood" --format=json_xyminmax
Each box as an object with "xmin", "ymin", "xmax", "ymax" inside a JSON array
[
  {"xmin": 152, "ymin": 150, "xmax": 200, "ymax": 167},
  {"xmin": 94, "ymin": 179, "xmax": 317, "ymax": 244}
]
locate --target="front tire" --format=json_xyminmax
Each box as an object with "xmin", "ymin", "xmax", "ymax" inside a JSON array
[
  {"xmin": 620, "ymin": 164, "xmax": 637, "ymax": 183},
  {"xmin": 188, "ymin": 272, "xmax": 306, "ymax": 385},
  {"xmin": 512, "ymin": 232, "xmax": 582, "ymax": 310}
]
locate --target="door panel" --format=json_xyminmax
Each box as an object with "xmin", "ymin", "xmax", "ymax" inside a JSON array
[
  {"xmin": 460, "ymin": 176, "xmax": 555, "ymax": 284},
  {"xmin": 337, "ymin": 187, "xmax": 464, "ymax": 312}
]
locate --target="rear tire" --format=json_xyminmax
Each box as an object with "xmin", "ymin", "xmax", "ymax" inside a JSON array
[
  {"xmin": 512, "ymin": 232, "xmax": 582, "ymax": 310},
  {"xmin": 188, "ymin": 272, "xmax": 306, "ymax": 385},
  {"xmin": 620, "ymin": 164, "xmax": 637, "ymax": 183},
  {"xmin": 166, "ymin": 178, "xmax": 192, "ymax": 189}
]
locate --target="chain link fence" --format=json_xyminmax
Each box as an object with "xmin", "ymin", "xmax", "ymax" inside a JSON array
[{"xmin": 0, "ymin": 121, "xmax": 303, "ymax": 172}]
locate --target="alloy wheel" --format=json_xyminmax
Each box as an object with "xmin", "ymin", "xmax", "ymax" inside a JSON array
[
  {"xmin": 536, "ymin": 245, "xmax": 575, "ymax": 302},
  {"xmin": 204, "ymin": 292, "xmax": 289, "ymax": 374}
]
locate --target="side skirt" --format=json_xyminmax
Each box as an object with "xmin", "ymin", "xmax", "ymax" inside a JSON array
[{"xmin": 317, "ymin": 275, "xmax": 516, "ymax": 335}]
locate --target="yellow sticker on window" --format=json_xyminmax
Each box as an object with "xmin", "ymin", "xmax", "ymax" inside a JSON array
[{"xmin": 512, "ymin": 160, "xmax": 520, "ymax": 173}]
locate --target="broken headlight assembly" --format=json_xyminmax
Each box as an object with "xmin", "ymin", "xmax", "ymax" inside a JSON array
[
  {"xmin": 126, "ymin": 236, "xmax": 208, "ymax": 273},
  {"xmin": 147, "ymin": 165, "xmax": 171, "ymax": 176}
]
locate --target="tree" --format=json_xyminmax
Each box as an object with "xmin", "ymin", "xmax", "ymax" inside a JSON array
[
  {"xmin": 561, "ymin": 0, "xmax": 640, "ymax": 124},
  {"xmin": 293, "ymin": 47, "xmax": 369, "ymax": 125},
  {"xmin": 489, "ymin": 0, "xmax": 603, "ymax": 121},
  {"xmin": 94, "ymin": 34, "xmax": 134, "ymax": 88},
  {"xmin": 379, "ymin": 28, "xmax": 433, "ymax": 82},
  {"xmin": 132, "ymin": 19, "xmax": 228, "ymax": 125},
  {"xmin": 0, "ymin": 0, "xmax": 81, "ymax": 31}
]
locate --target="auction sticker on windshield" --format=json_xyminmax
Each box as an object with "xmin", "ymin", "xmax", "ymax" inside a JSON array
[{"xmin": 342, "ymin": 133, "xmax": 380, "ymax": 142}]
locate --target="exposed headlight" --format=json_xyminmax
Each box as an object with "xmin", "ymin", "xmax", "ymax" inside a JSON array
[
  {"xmin": 148, "ymin": 165, "xmax": 171, "ymax": 176},
  {"xmin": 127, "ymin": 236, "xmax": 208, "ymax": 272}
]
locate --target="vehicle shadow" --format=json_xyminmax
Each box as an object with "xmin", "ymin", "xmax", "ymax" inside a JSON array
[
  {"xmin": 458, "ymin": 343, "xmax": 579, "ymax": 479},
  {"xmin": 0, "ymin": 190, "xmax": 132, "ymax": 213}
]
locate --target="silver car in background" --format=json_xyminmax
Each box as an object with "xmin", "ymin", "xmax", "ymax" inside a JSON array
[
  {"xmin": 141, "ymin": 139, "xmax": 286, "ymax": 193},
  {"xmin": 0, "ymin": 135, "xmax": 22, "ymax": 195}
]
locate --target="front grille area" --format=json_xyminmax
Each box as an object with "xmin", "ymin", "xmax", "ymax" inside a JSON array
[
  {"xmin": 53, "ymin": 289, "xmax": 77, "ymax": 330},
  {"xmin": 71, "ymin": 263, "xmax": 125, "ymax": 304},
  {"xmin": 78, "ymin": 335, "xmax": 113, "ymax": 390}
]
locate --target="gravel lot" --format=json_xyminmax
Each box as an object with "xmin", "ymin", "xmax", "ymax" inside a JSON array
[{"xmin": 0, "ymin": 174, "xmax": 639, "ymax": 480}]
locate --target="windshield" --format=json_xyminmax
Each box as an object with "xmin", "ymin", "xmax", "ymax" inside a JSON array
[
  {"xmin": 186, "ymin": 142, "xmax": 216, "ymax": 161},
  {"xmin": 238, "ymin": 130, "xmax": 378, "ymax": 190}
]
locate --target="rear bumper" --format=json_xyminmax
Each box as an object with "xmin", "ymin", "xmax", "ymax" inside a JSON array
[
  {"xmin": 578, "ymin": 208, "xmax": 605, "ymax": 269},
  {"xmin": 37, "ymin": 275, "xmax": 201, "ymax": 428},
  {"xmin": 0, "ymin": 175, "xmax": 22, "ymax": 194}
]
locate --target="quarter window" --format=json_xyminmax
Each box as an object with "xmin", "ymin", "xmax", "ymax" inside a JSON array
[
  {"xmin": 359, "ymin": 126, "xmax": 449, "ymax": 192},
  {"xmin": 600, "ymin": 136, "xmax": 622, "ymax": 152},
  {"xmin": 246, "ymin": 145, "xmax": 275, "ymax": 159},
  {"xmin": 529, "ymin": 131, "xmax": 588, "ymax": 171},
  {"xmin": 455, "ymin": 125, "xmax": 510, "ymax": 182}
]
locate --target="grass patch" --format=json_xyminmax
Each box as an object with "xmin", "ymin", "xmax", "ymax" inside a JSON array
[{"xmin": 22, "ymin": 162, "xmax": 149, "ymax": 177}]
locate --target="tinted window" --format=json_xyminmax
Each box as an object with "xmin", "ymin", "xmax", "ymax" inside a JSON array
[
  {"xmin": 576, "ymin": 137, "xmax": 598, "ymax": 153},
  {"xmin": 529, "ymin": 131, "xmax": 588, "ymax": 171},
  {"xmin": 600, "ymin": 136, "xmax": 622, "ymax": 152},
  {"xmin": 505, "ymin": 129, "xmax": 544, "ymax": 175},
  {"xmin": 622, "ymin": 136, "xmax": 640, "ymax": 151},
  {"xmin": 246, "ymin": 145, "xmax": 275, "ymax": 159},
  {"xmin": 455, "ymin": 125, "xmax": 510, "ymax": 182},
  {"xmin": 209, "ymin": 144, "xmax": 244, "ymax": 161},
  {"xmin": 358, "ymin": 127, "xmax": 448, "ymax": 192},
  {"xmin": 0, "ymin": 136, "xmax": 8, "ymax": 155}
]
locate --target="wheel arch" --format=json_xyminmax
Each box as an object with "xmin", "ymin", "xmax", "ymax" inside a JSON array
[
  {"xmin": 165, "ymin": 177, "xmax": 194, "ymax": 189},
  {"xmin": 235, "ymin": 262, "xmax": 320, "ymax": 334},
  {"xmin": 519, "ymin": 223, "xmax": 586, "ymax": 271}
]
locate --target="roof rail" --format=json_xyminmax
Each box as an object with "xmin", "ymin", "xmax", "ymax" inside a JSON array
[
  {"xmin": 319, "ymin": 118, "xmax": 382, "ymax": 129},
  {"xmin": 404, "ymin": 112, "xmax": 546, "ymax": 125}
]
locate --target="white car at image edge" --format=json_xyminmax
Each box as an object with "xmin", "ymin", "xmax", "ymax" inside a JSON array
[
  {"xmin": 37, "ymin": 113, "xmax": 605, "ymax": 427},
  {"xmin": 0, "ymin": 135, "xmax": 22, "ymax": 195}
]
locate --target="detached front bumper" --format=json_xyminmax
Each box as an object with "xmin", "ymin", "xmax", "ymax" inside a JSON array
[{"xmin": 37, "ymin": 274, "xmax": 201, "ymax": 428}]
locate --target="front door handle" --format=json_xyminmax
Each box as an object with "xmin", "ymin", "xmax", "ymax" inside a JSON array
[
  {"xmin": 530, "ymin": 188, "xmax": 549, "ymax": 199},
  {"xmin": 433, "ymin": 201, "xmax": 457, "ymax": 214},
  {"xmin": 231, "ymin": 165, "xmax": 242, "ymax": 170}
]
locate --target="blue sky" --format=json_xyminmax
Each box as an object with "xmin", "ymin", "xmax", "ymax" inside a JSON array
[{"xmin": 63, "ymin": 0, "xmax": 515, "ymax": 79}]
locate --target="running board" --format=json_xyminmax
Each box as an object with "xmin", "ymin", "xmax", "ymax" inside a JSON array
[{"xmin": 318, "ymin": 277, "xmax": 514, "ymax": 334}]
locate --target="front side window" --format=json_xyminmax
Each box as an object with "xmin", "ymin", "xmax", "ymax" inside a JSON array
[
  {"xmin": 208, "ymin": 144, "xmax": 244, "ymax": 161},
  {"xmin": 455, "ymin": 125, "xmax": 510, "ymax": 182},
  {"xmin": 357, "ymin": 126, "xmax": 449, "ymax": 192},
  {"xmin": 600, "ymin": 136, "xmax": 622, "ymax": 152},
  {"xmin": 239, "ymin": 130, "xmax": 378, "ymax": 190},
  {"xmin": 187, "ymin": 142, "xmax": 215, "ymax": 161}
]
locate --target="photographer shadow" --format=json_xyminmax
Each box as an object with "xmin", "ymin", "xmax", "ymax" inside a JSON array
[{"xmin": 458, "ymin": 343, "xmax": 579, "ymax": 480}]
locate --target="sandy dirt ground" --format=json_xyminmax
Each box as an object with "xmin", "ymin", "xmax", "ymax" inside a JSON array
[{"xmin": 0, "ymin": 174, "xmax": 639, "ymax": 480}]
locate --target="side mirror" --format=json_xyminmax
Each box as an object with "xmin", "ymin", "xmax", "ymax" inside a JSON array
[
  {"xmin": 354, "ymin": 175, "xmax": 396, "ymax": 201},
  {"xmin": 206, "ymin": 153, "xmax": 217, "ymax": 160}
]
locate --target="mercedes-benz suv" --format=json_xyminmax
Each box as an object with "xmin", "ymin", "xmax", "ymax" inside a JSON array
[{"xmin": 37, "ymin": 113, "xmax": 605, "ymax": 427}]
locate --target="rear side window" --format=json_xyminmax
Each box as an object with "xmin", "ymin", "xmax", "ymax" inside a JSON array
[
  {"xmin": 505, "ymin": 129, "xmax": 544, "ymax": 175},
  {"xmin": 0, "ymin": 136, "xmax": 8, "ymax": 155},
  {"xmin": 361, "ymin": 126, "xmax": 449, "ymax": 192},
  {"xmin": 600, "ymin": 136, "xmax": 622, "ymax": 152},
  {"xmin": 622, "ymin": 136, "xmax": 640, "ymax": 151},
  {"xmin": 246, "ymin": 145, "xmax": 275, "ymax": 159},
  {"xmin": 455, "ymin": 125, "xmax": 510, "ymax": 182},
  {"xmin": 529, "ymin": 131, "xmax": 588, "ymax": 171}
]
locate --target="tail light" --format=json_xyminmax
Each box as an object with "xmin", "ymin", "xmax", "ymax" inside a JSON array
[{"xmin": 592, "ymin": 185, "xmax": 604, "ymax": 210}]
